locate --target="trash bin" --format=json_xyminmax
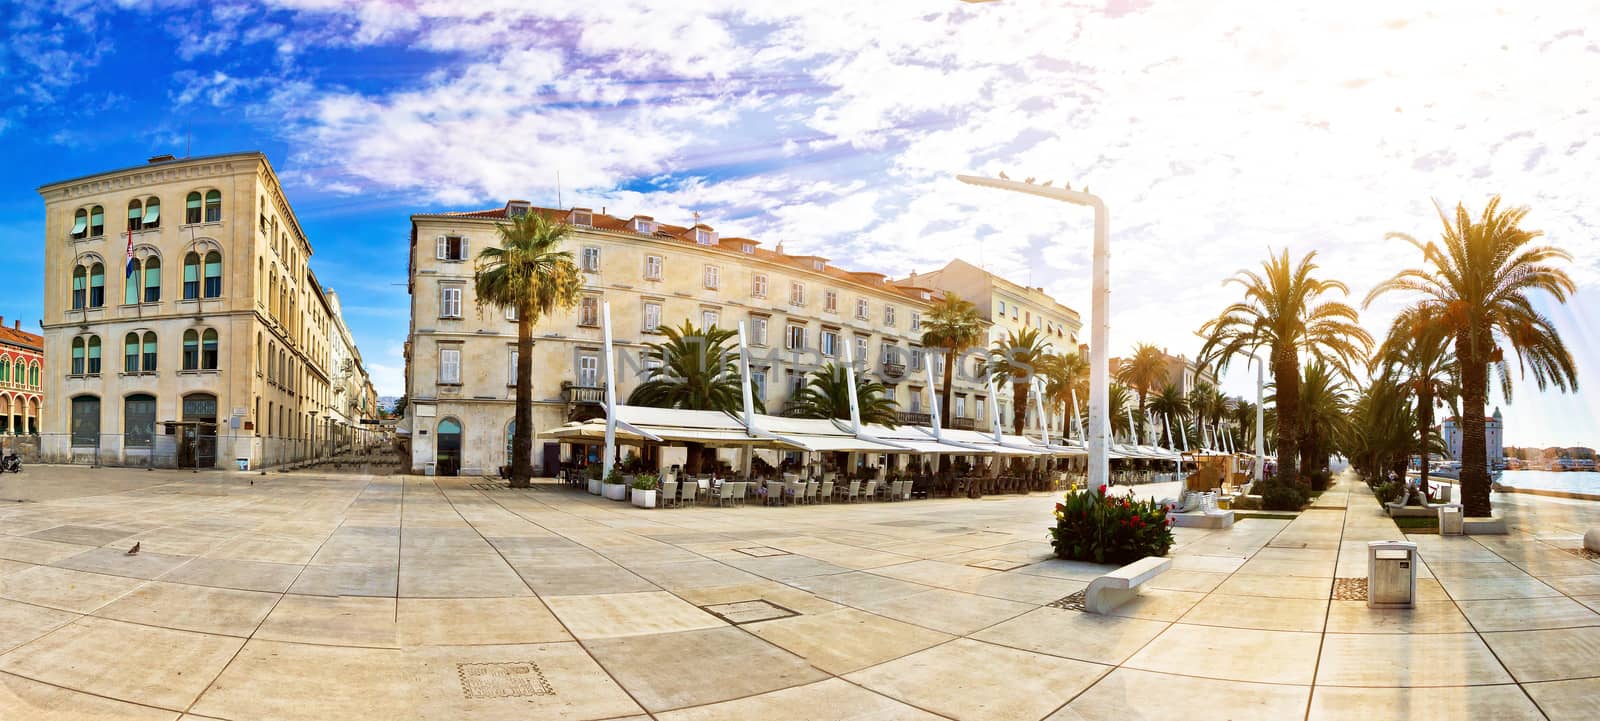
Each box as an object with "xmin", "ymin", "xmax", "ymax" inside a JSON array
[
  {"xmin": 1368, "ymin": 540, "xmax": 1419, "ymax": 609},
  {"xmin": 1439, "ymin": 505, "xmax": 1464, "ymax": 536},
  {"xmin": 236, "ymin": 458, "xmax": 249, "ymax": 471}
]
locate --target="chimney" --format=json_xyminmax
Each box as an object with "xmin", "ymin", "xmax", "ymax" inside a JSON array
[{"xmin": 0, "ymin": 315, "xmax": 5, "ymax": 326}]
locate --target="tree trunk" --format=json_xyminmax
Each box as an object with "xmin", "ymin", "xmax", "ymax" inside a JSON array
[
  {"xmin": 1456, "ymin": 334, "xmax": 1492, "ymax": 516},
  {"xmin": 1135, "ymin": 390, "xmax": 1148, "ymax": 442},
  {"xmin": 1416, "ymin": 386, "xmax": 1434, "ymax": 490},
  {"xmin": 938, "ymin": 350, "xmax": 956, "ymax": 476},
  {"xmin": 684, "ymin": 442, "xmax": 705, "ymax": 476},
  {"xmin": 1012, "ymin": 381, "xmax": 1028, "ymax": 435},
  {"xmin": 1272, "ymin": 344, "xmax": 1300, "ymax": 483},
  {"xmin": 510, "ymin": 309, "xmax": 534, "ymax": 488}
]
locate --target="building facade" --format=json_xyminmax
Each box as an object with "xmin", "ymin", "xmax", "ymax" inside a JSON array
[
  {"xmin": 38, "ymin": 152, "xmax": 372, "ymax": 468},
  {"xmin": 1442, "ymin": 408, "xmax": 1505, "ymax": 466},
  {"xmin": 1109, "ymin": 347, "xmax": 1219, "ymax": 398},
  {"xmin": 900, "ymin": 259, "xmax": 1083, "ymax": 434},
  {"xmin": 0, "ymin": 317, "xmax": 44, "ymax": 437},
  {"xmin": 404, "ymin": 202, "xmax": 1014, "ymax": 476}
]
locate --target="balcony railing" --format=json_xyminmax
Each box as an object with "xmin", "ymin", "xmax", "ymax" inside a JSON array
[
  {"xmin": 561, "ymin": 384, "xmax": 607, "ymax": 404},
  {"xmin": 951, "ymin": 417, "xmax": 977, "ymax": 431},
  {"xmin": 897, "ymin": 411, "xmax": 931, "ymax": 426},
  {"xmin": 880, "ymin": 362, "xmax": 906, "ymax": 378}
]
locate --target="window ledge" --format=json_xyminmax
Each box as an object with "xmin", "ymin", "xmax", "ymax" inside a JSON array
[
  {"xmin": 437, "ymin": 382, "xmax": 462, "ymax": 387},
  {"xmin": 177, "ymin": 369, "xmax": 221, "ymax": 376}
]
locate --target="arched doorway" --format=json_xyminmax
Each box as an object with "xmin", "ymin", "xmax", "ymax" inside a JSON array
[
  {"xmin": 181, "ymin": 393, "xmax": 218, "ymax": 468},
  {"xmin": 437, "ymin": 418, "xmax": 462, "ymax": 476}
]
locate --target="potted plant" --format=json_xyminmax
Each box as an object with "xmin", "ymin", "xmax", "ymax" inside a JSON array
[
  {"xmin": 602, "ymin": 468, "xmax": 629, "ymax": 501},
  {"xmin": 630, "ymin": 473, "xmax": 659, "ymax": 508},
  {"xmin": 586, "ymin": 465, "xmax": 603, "ymax": 495}
]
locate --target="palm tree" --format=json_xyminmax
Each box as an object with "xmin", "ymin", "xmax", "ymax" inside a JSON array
[
  {"xmin": 786, "ymin": 362, "xmax": 900, "ymax": 426},
  {"xmin": 1370, "ymin": 303, "xmax": 1460, "ymax": 491},
  {"xmin": 1295, "ymin": 361, "xmax": 1355, "ymax": 487},
  {"xmin": 985, "ymin": 328, "xmax": 1053, "ymax": 435},
  {"xmin": 1145, "ymin": 383, "xmax": 1189, "ymax": 447},
  {"xmin": 920, "ymin": 293, "xmax": 985, "ymax": 428},
  {"xmin": 1041, "ymin": 350, "xmax": 1089, "ymax": 440},
  {"xmin": 1108, "ymin": 383, "xmax": 1133, "ymax": 438},
  {"xmin": 1198, "ymin": 249, "xmax": 1372, "ymax": 483},
  {"xmin": 1347, "ymin": 374, "xmax": 1420, "ymax": 483},
  {"xmin": 1229, "ymin": 400, "xmax": 1258, "ymax": 452},
  {"xmin": 1367, "ymin": 196, "xmax": 1578, "ymax": 516},
  {"xmin": 1115, "ymin": 343, "xmax": 1167, "ymax": 439},
  {"xmin": 628, "ymin": 321, "xmax": 755, "ymax": 474},
  {"xmin": 474, "ymin": 212, "xmax": 581, "ymax": 487},
  {"xmin": 1186, "ymin": 381, "xmax": 1230, "ymax": 445}
]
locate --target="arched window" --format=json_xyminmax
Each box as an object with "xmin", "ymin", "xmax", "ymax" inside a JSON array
[
  {"xmin": 88, "ymin": 263, "xmax": 105, "ymax": 308},
  {"xmin": 182, "ymin": 330, "xmax": 199, "ymax": 370},
  {"xmin": 0, "ymin": 358, "xmax": 9, "ymax": 383},
  {"xmin": 267, "ymin": 341, "xmax": 276, "ymax": 381},
  {"xmin": 124, "ymin": 333, "xmax": 140, "ymax": 373},
  {"xmin": 142, "ymin": 332, "xmax": 157, "ymax": 372},
  {"xmin": 71, "ymin": 208, "xmax": 88, "ymax": 240},
  {"xmin": 70, "ymin": 395, "xmax": 100, "ymax": 447},
  {"xmin": 201, "ymin": 329, "xmax": 219, "ymax": 370},
  {"xmin": 203, "ymin": 251, "xmax": 222, "ymax": 297},
  {"xmin": 27, "ymin": 363, "xmax": 37, "ymax": 388},
  {"xmin": 125, "ymin": 394, "xmax": 156, "ymax": 448},
  {"xmin": 257, "ymin": 257, "xmax": 263, "ymax": 304},
  {"xmin": 185, "ymin": 192, "xmax": 202, "ymax": 224},
  {"xmin": 182, "ymin": 252, "xmax": 201, "ymax": 299},
  {"xmin": 143, "ymin": 257, "xmax": 161, "ymax": 302},
  {"xmin": 86, "ymin": 336, "xmax": 101, "ymax": 375},
  {"xmin": 127, "ymin": 199, "xmax": 144, "ymax": 232},
  {"xmin": 71, "ymin": 338, "xmax": 85, "ymax": 375},
  {"xmin": 71, "ymin": 265, "xmax": 87, "ymax": 309},
  {"xmin": 204, "ymin": 190, "xmax": 222, "ymax": 222},
  {"xmin": 255, "ymin": 332, "xmax": 262, "ymax": 375},
  {"xmin": 89, "ymin": 205, "xmax": 104, "ymax": 237},
  {"xmin": 142, "ymin": 197, "xmax": 161, "ymax": 229}
]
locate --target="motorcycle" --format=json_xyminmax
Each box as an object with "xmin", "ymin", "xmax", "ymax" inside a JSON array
[{"xmin": 0, "ymin": 453, "xmax": 20, "ymax": 473}]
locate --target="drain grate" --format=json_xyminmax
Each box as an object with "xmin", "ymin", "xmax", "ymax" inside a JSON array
[
  {"xmin": 1047, "ymin": 590, "xmax": 1087, "ymax": 612},
  {"xmin": 702, "ymin": 599, "xmax": 799, "ymax": 624},
  {"xmin": 1332, "ymin": 577, "xmax": 1368, "ymax": 601},
  {"xmin": 457, "ymin": 661, "xmax": 554, "ymax": 699},
  {"xmin": 733, "ymin": 546, "xmax": 790, "ymax": 558}
]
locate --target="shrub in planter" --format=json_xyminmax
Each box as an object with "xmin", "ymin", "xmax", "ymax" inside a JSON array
[
  {"xmin": 1257, "ymin": 481, "xmax": 1309, "ymax": 511},
  {"xmin": 631, "ymin": 473, "xmax": 659, "ymax": 491},
  {"xmin": 1309, "ymin": 470, "xmax": 1332, "ymax": 492},
  {"xmin": 1049, "ymin": 487, "xmax": 1174, "ymax": 565},
  {"xmin": 630, "ymin": 473, "xmax": 659, "ymax": 508},
  {"xmin": 602, "ymin": 469, "xmax": 629, "ymax": 501}
]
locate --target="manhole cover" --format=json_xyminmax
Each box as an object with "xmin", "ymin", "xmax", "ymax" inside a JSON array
[
  {"xmin": 968, "ymin": 559, "xmax": 1028, "ymax": 571},
  {"xmin": 456, "ymin": 661, "xmax": 554, "ymax": 699},
  {"xmin": 469, "ymin": 483, "xmax": 510, "ymax": 491},
  {"xmin": 1047, "ymin": 590, "xmax": 1087, "ymax": 612},
  {"xmin": 1333, "ymin": 577, "xmax": 1368, "ymax": 601},
  {"xmin": 734, "ymin": 546, "xmax": 790, "ymax": 558},
  {"xmin": 702, "ymin": 599, "xmax": 799, "ymax": 624},
  {"xmin": 1563, "ymin": 547, "xmax": 1600, "ymax": 561}
]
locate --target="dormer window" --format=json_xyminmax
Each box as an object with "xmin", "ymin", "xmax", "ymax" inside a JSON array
[
  {"xmin": 634, "ymin": 218, "xmax": 654, "ymax": 234},
  {"xmin": 571, "ymin": 210, "xmax": 592, "ymax": 226},
  {"xmin": 506, "ymin": 200, "xmax": 531, "ymax": 217},
  {"xmin": 742, "ymin": 243, "xmax": 755, "ymax": 254},
  {"xmin": 694, "ymin": 228, "xmax": 714, "ymax": 245},
  {"xmin": 812, "ymin": 260, "xmax": 825, "ymax": 271}
]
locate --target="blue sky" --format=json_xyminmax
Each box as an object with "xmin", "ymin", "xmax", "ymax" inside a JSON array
[{"xmin": 3, "ymin": 1, "xmax": 1597, "ymax": 447}]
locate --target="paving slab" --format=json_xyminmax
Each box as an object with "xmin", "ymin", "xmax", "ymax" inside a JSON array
[
  {"xmin": 745, "ymin": 606, "xmax": 952, "ymax": 674},
  {"xmin": 584, "ymin": 626, "xmax": 826, "ymax": 712},
  {"xmin": 0, "ymin": 616, "xmax": 243, "ymax": 710},
  {"xmin": 847, "ymin": 638, "xmax": 1108, "ymax": 721},
  {"xmin": 1049, "ymin": 667, "xmax": 1309, "ymax": 721}
]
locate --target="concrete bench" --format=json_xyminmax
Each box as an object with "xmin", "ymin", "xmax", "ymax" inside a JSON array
[
  {"xmin": 1170, "ymin": 493, "xmax": 1234, "ymax": 529},
  {"xmin": 1085, "ymin": 556, "xmax": 1171, "ymax": 615}
]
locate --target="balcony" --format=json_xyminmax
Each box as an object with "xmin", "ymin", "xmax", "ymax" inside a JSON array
[
  {"xmin": 951, "ymin": 417, "xmax": 977, "ymax": 431},
  {"xmin": 897, "ymin": 411, "xmax": 931, "ymax": 426},
  {"xmin": 880, "ymin": 362, "xmax": 906, "ymax": 379},
  {"xmin": 561, "ymin": 383, "xmax": 607, "ymax": 405}
]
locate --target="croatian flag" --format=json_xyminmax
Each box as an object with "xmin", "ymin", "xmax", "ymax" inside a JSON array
[{"xmin": 125, "ymin": 224, "xmax": 135, "ymax": 277}]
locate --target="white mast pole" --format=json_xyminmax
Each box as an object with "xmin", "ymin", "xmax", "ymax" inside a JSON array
[{"xmin": 601, "ymin": 302, "xmax": 618, "ymax": 479}]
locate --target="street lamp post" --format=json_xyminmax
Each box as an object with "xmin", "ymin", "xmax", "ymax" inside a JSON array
[{"xmin": 956, "ymin": 174, "xmax": 1110, "ymax": 493}]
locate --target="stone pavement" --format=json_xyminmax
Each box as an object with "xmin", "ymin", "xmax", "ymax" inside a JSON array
[{"xmin": 0, "ymin": 466, "xmax": 1598, "ymax": 720}]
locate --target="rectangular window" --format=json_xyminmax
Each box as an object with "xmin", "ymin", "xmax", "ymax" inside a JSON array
[
  {"xmin": 124, "ymin": 396, "xmax": 156, "ymax": 448},
  {"xmin": 439, "ymin": 348, "xmax": 461, "ymax": 384},
  {"xmin": 436, "ymin": 235, "xmax": 467, "ymax": 261},
  {"xmin": 644, "ymin": 255, "xmax": 663, "ymax": 280},
  {"xmin": 955, "ymin": 396, "xmax": 966, "ymax": 418},
  {"xmin": 855, "ymin": 299, "xmax": 868, "ymax": 320},
  {"xmin": 785, "ymin": 324, "xmax": 805, "ymax": 351},
  {"xmin": 505, "ymin": 305, "xmax": 518, "ymax": 321},
  {"xmin": 635, "ymin": 219, "xmax": 654, "ymax": 234},
  {"xmin": 751, "ymin": 317, "xmax": 768, "ymax": 346},
  {"xmin": 508, "ymin": 349, "xmax": 518, "ymax": 386},
  {"xmin": 824, "ymin": 290, "xmax": 838, "ymax": 313},
  {"xmin": 701, "ymin": 309, "xmax": 719, "ymax": 329},
  {"xmin": 752, "ymin": 273, "xmax": 767, "ymax": 298},
  {"xmin": 143, "ymin": 262, "xmax": 160, "ymax": 302},
  {"xmin": 582, "ymin": 246, "xmax": 601, "ymax": 272},
  {"xmin": 855, "ymin": 337, "xmax": 867, "ymax": 364},
  {"xmin": 741, "ymin": 243, "xmax": 755, "ymax": 254},
  {"xmin": 880, "ymin": 344, "xmax": 895, "ymax": 365},
  {"xmin": 884, "ymin": 305, "xmax": 895, "ymax": 326},
  {"xmin": 821, "ymin": 330, "xmax": 839, "ymax": 356},
  {"xmin": 125, "ymin": 265, "xmax": 140, "ymax": 305},
  {"xmin": 789, "ymin": 282, "xmax": 805, "ymax": 306},
  {"xmin": 998, "ymin": 300, "xmax": 1006, "ymax": 316},
  {"xmin": 579, "ymin": 297, "xmax": 599, "ymax": 326},
  {"xmin": 911, "ymin": 349, "xmax": 926, "ymax": 371},
  {"xmin": 643, "ymin": 302, "xmax": 662, "ymax": 332},
  {"xmin": 694, "ymin": 228, "xmax": 714, "ymax": 245},
  {"xmin": 440, "ymin": 287, "xmax": 462, "ymax": 318},
  {"xmin": 977, "ymin": 399, "xmax": 986, "ymax": 421},
  {"xmin": 703, "ymin": 265, "xmax": 720, "ymax": 289},
  {"xmin": 750, "ymin": 369, "xmax": 766, "ymax": 400},
  {"xmin": 910, "ymin": 312, "xmax": 921, "ymax": 332},
  {"xmin": 578, "ymin": 355, "xmax": 599, "ymax": 387}
]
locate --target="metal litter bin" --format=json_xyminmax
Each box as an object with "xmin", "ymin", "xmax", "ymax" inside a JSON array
[
  {"xmin": 1439, "ymin": 506, "xmax": 1464, "ymax": 536},
  {"xmin": 1368, "ymin": 541, "xmax": 1418, "ymax": 609}
]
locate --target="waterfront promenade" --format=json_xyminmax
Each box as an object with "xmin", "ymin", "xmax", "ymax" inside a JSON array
[{"xmin": 0, "ymin": 466, "xmax": 1597, "ymax": 720}]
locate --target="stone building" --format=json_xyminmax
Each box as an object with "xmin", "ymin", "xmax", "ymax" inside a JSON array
[
  {"xmin": 1108, "ymin": 347, "xmax": 1219, "ymax": 397},
  {"xmin": 38, "ymin": 152, "xmax": 372, "ymax": 468},
  {"xmin": 0, "ymin": 316, "xmax": 44, "ymax": 437},
  {"xmin": 404, "ymin": 202, "xmax": 1020, "ymax": 476},
  {"xmin": 1442, "ymin": 409, "xmax": 1505, "ymax": 467}
]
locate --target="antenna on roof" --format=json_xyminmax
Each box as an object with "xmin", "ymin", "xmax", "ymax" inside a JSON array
[
  {"xmin": 186, "ymin": 129, "xmax": 191, "ymax": 159},
  {"xmin": 556, "ymin": 171, "xmax": 562, "ymax": 208},
  {"xmin": 693, "ymin": 211, "xmax": 701, "ymax": 226}
]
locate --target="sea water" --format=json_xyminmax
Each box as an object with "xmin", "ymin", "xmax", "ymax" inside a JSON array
[{"xmin": 1498, "ymin": 469, "xmax": 1600, "ymax": 496}]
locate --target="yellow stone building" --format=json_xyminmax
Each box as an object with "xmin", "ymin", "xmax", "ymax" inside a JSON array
[
  {"xmin": 405, "ymin": 202, "xmax": 1045, "ymax": 476},
  {"xmin": 38, "ymin": 152, "xmax": 376, "ymax": 468}
]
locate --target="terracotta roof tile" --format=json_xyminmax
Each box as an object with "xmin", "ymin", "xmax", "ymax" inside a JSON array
[{"xmin": 0, "ymin": 325, "xmax": 43, "ymax": 351}]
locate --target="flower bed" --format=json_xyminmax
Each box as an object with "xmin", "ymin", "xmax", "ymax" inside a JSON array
[{"xmin": 1049, "ymin": 487, "xmax": 1174, "ymax": 565}]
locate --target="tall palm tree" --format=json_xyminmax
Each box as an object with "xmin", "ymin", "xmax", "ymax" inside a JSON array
[
  {"xmin": 1108, "ymin": 383, "xmax": 1133, "ymax": 438},
  {"xmin": 1367, "ymin": 196, "xmax": 1578, "ymax": 516},
  {"xmin": 1370, "ymin": 303, "xmax": 1460, "ymax": 490},
  {"xmin": 474, "ymin": 212, "xmax": 581, "ymax": 487},
  {"xmin": 1296, "ymin": 361, "xmax": 1355, "ymax": 485},
  {"xmin": 920, "ymin": 292, "xmax": 985, "ymax": 428},
  {"xmin": 984, "ymin": 328, "xmax": 1054, "ymax": 435},
  {"xmin": 1145, "ymin": 383, "xmax": 1189, "ymax": 447},
  {"xmin": 1198, "ymin": 249, "xmax": 1372, "ymax": 483},
  {"xmin": 628, "ymin": 321, "xmax": 754, "ymax": 473},
  {"xmin": 1186, "ymin": 381, "xmax": 1230, "ymax": 445},
  {"xmin": 1042, "ymin": 350, "xmax": 1089, "ymax": 440},
  {"xmin": 1115, "ymin": 343, "xmax": 1167, "ymax": 439},
  {"xmin": 1229, "ymin": 400, "xmax": 1259, "ymax": 452},
  {"xmin": 786, "ymin": 362, "xmax": 900, "ymax": 426},
  {"xmin": 1347, "ymin": 374, "xmax": 1420, "ymax": 483}
]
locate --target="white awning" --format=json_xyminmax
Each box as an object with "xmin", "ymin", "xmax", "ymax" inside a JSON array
[
  {"xmin": 143, "ymin": 204, "xmax": 160, "ymax": 224},
  {"xmin": 767, "ymin": 433, "xmax": 906, "ymax": 453}
]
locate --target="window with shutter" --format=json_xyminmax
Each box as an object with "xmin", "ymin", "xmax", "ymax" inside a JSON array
[{"xmin": 439, "ymin": 348, "xmax": 461, "ymax": 384}]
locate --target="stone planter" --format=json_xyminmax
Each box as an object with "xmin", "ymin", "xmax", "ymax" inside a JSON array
[
  {"xmin": 630, "ymin": 488, "xmax": 657, "ymax": 508},
  {"xmin": 587, "ymin": 478, "xmax": 602, "ymax": 495},
  {"xmin": 603, "ymin": 483, "xmax": 629, "ymax": 501}
]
